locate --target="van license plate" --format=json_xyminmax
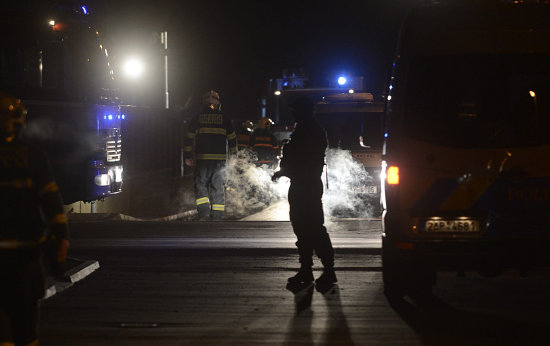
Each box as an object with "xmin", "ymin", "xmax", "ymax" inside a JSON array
[
  {"xmin": 424, "ymin": 219, "xmax": 480, "ymax": 232},
  {"xmin": 352, "ymin": 185, "xmax": 378, "ymax": 194}
]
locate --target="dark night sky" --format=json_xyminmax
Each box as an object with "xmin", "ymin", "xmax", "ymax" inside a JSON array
[{"xmin": 88, "ymin": 0, "xmax": 421, "ymax": 118}]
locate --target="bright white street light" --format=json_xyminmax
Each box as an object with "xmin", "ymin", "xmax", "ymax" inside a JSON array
[{"xmin": 123, "ymin": 58, "xmax": 144, "ymax": 79}]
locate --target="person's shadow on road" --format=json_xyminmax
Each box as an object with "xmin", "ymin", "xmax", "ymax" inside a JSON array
[
  {"xmin": 285, "ymin": 284, "xmax": 314, "ymax": 345},
  {"xmin": 285, "ymin": 284, "xmax": 355, "ymax": 345},
  {"xmin": 319, "ymin": 285, "xmax": 354, "ymax": 345}
]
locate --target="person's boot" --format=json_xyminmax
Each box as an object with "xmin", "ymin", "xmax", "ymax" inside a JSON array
[
  {"xmin": 211, "ymin": 210, "xmax": 223, "ymax": 221},
  {"xmin": 197, "ymin": 212, "xmax": 210, "ymax": 221},
  {"xmin": 287, "ymin": 266, "xmax": 314, "ymax": 285},
  {"xmin": 315, "ymin": 267, "xmax": 337, "ymax": 286},
  {"xmin": 197, "ymin": 204, "xmax": 210, "ymax": 221}
]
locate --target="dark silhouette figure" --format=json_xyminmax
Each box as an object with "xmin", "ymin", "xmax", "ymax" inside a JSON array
[
  {"xmin": 272, "ymin": 97, "xmax": 336, "ymax": 292},
  {"xmin": 0, "ymin": 94, "xmax": 69, "ymax": 345}
]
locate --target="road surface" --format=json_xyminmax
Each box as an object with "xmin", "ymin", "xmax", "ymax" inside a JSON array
[{"xmin": 38, "ymin": 212, "xmax": 550, "ymax": 345}]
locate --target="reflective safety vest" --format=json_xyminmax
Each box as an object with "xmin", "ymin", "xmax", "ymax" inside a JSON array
[
  {"xmin": 184, "ymin": 108, "xmax": 238, "ymax": 161},
  {"xmin": 236, "ymin": 130, "xmax": 252, "ymax": 149},
  {"xmin": 250, "ymin": 129, "xmax": 278, "ymax": 165}
]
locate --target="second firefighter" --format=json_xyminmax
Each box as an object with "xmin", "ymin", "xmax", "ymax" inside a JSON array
[{"xmin": 250, "ymin": 117, "xmax": 278, "ymax": 169}]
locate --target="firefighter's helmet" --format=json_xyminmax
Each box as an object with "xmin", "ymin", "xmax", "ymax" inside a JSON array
[
  {"xmin": 243, "ymin": 120, "xmax": 254, "ymax": 133},
  {"xmin": 0, "ymin": 93, "xmax": 27, "ymax": 142},
  {"xmin": 257, "ymin": 117, "xmax": 274, "ymax": 130},
  {"xmin": 202, "ymin": 90, "xmax": 221, "ymax": 110}
]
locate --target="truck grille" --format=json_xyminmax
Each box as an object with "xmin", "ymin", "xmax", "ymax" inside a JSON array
[{"xmin": 106, "ymin": 136, "xmax": 122, "ymax": 162}]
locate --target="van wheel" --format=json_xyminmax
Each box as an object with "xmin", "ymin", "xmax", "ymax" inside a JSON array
[
  {"xmin": 382, "ymin": 239, "xmax": 435, "ymax": 302},
  {"xmin": 382, "ymin": 239, "xmax": 407, "ymax": 302}
]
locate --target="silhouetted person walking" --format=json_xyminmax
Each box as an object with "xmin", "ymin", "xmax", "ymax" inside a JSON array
[{"xmin": 272, "ymin": 97, "xmax": 336, "ymax": 290}]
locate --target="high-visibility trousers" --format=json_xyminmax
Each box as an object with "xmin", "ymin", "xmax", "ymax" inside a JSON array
[{"xmin": 194, "ymin": 160, "xmax": 226, "ymax": 219}]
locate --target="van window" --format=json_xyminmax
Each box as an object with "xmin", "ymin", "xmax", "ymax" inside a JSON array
[
  {"xmin": 404, "ymin": 53, "xmax": 550, "ymax": 148},
  {"xmin": 317, "ymin": 112, "xmax": 384, "ymax": 150}
]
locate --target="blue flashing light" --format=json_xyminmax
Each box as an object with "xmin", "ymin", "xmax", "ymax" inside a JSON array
[
  {"xmin": 103, "ymin": 115, "xmax": 107, "ymax": 120},
  {"xmin": 337, "ymin": 76, "xmax": 347, "ymax": 86},
  {"xmin": 117, "ymin": 115, "xmax": 120, "ymax": 119},
  {"xmin": 108, "ymin": 114, "xmax": 113, "ymax": 120},
  {"xmin": 122, "ymin": 114, "xmax": 126, "ymax": 120},
  {"xmin": 384, "ymin": 132, "xmax": 388, "ymax": 138},
  {"xmin": 283, "ymin": 81, "xmax": 289, "ymax": 87},
  {"xmin": 81, "ymin": 6, "xmax": 88, "ymax": 15}
]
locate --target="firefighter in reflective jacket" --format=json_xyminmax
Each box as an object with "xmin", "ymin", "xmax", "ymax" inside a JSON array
[
  {"xmin": 0, "ymin": 93, "xmax": 69, "ymax": 345},
  {"xmin": 236, "ymin": 120, "xmax": 254, "ymax": 151},
  {"xmin": 250, "ymin": 117, "xmax": 278, "ymax": 169},
  {"xmin": 272, "ymin": 97, "xmax": 336, "ymax": 290},
  {"xmin": 184, "ymin": 90, "xmax": 237, "ymax": 220}
]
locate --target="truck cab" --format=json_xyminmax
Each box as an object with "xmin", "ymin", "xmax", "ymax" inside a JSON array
[{"xmin": 0, "ymin": 4, "xmax": 123, "ymax": 203}]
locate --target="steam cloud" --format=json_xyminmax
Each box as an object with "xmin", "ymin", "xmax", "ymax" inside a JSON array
[
  {"xmin": 225, "ymin": 149, "xmax": 289, "ymax": 219},
  {"xmin": 224, "ymin": 147, "xmax": 377, "ymax": 220},
  {"xmin": 22, "ymin": 118, "xmax": 98, "ymax": 159},
  {"xmin": 323, "ymin": 148, "xmax": 377, "ymax": 219}
]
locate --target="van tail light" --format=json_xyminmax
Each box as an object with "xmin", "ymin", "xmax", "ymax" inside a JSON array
[{"xmin": 387, "ymin": 166, "xmax": 400, "ymax": 185}]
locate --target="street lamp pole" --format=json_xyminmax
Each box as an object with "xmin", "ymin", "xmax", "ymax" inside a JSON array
[{"xmin": 161, "ymin": 31, "xmax": 169, "ymax": 109}]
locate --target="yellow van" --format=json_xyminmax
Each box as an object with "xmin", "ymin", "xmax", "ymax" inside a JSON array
[{"xmin": 381, "ymin": 1, "xmax": 550, "ymax": 299}]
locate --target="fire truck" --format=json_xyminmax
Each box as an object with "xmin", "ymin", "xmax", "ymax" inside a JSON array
[
  {"xmin": 0, "ymin": 3, "xmax": 123, "ymax": 204},
  {"xmin": 315, "ymin": 92, "xmax": 385, "ymax": 216}
]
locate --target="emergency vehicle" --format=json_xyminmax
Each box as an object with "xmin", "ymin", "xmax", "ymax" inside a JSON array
[
  {"xmin": 381, "ymin": 1, "xmax": 550, "ymax": 299},
  {"xmin": 315, "ymin": 92, "xmax": 384, "ymax": 216},
  {"xmin": 0, "ymin": 3, "xmax": 123, "ymax": 203}
]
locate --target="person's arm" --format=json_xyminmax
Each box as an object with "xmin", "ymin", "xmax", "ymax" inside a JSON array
[
  {"xmin": 35, "ymin": 150, "xmax": 69, "ymax": 269},
  {"xmin": 249, "ymin": 133, "xmax": 256, "ymax": 148},
  {"xmin": 226, "ymin": 117, "xmax": 238, "ymax": 157},
  {"xmin": 184, "ymin": 116, "xmax": 197, "ymax": 166},
  {"xmin": 270, "ymin": 133, "xmax": 279, "ymax": 150}
]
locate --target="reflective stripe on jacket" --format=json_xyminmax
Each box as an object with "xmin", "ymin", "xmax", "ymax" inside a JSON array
[{"xmin": 184, "ymin": 108, "xmax": 237, "ymax": 160}]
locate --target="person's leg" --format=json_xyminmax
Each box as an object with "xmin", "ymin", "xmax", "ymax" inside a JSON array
[
  {"xmin": 12, "ymin": 260, "xmax": 43, "ymax": 346},
  {"xmin": 194, "ymin": 160, "xmax": 211, "ymax": 220},
  {"xmin": 309, "ymin": 179, "xmax": 337, "ymax": 285},
  {"xmin": 210, "ymin": 161, "xmax": 227, "ymax": 220},
  {"xmin": 288, "ymin": 183, "xmax": 314, "ymax": 283},
  {"xmin": 0, "ymin": 289, "xmax": 14, "ymax": 345}
]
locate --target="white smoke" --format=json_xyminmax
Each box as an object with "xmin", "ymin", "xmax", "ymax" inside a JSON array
[
  {"xmin": 21, "ymin": 118, "xmax": 97, "ymax": 158},
  {"xmin": 225, "ymin": 149, "xmax": 289, "ymax": 219},
  {"xmin": 223, "ymin": 147, "xmax": 378, "ymax": 220},
  {"xmin": 322, "ymin": 148, "xmax": 377, "ymax": 219}
]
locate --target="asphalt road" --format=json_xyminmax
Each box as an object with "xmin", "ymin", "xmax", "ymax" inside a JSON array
[{"xmin": 39, "ymin": 218, "xmax": 550, "ymax": 345}]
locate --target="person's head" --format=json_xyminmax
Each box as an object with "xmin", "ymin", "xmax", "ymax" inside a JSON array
[
  {"xmin": 0, "ymin": 93, "xmax": 27, "ymax": 143},
  {"xmin": 256, "ymin": 117, "xmax": 274, "ymax": 130},
  {"xmin": 202, "ymin": 90, "xmax": 221, "ymax": 110},
  {"xmin": 289, "ymin": 97, "xmax": 314, "ymax": 123},
  {"xmin": 242, "ymin": 120, "xmax": 254, "ymax": 132}
]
